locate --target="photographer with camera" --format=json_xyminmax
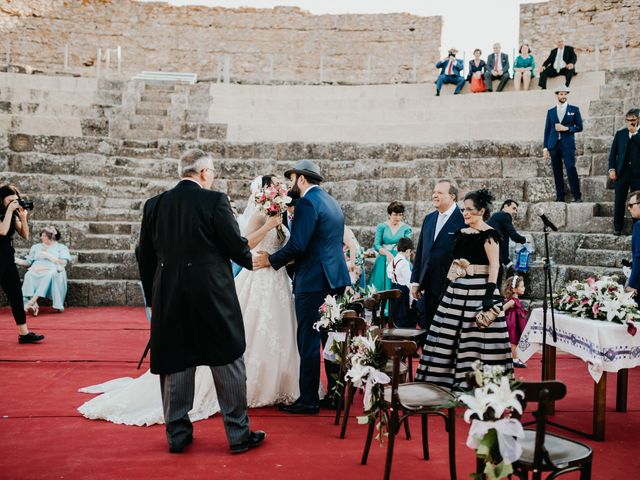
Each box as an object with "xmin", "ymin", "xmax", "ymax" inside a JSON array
[
  {"xmin": 0, "ymin": 184, "xmax": 44, "ymax": 344},
  {"xmin": 435, "ymin": 47, "xmax": 465, "ymax": 96},
  {"xmin": 608, "ymin": 108, "xmax": 640, "ymax": 236}
]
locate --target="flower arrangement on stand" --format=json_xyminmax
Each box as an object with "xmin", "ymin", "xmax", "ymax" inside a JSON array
[
  {"xmin": 253, "ymin": 179, "xmax": 291, "ymax": 242},
  {"xmin": 459, "ymin": 361, "xmax": 524, "ymax": 480},
  {"xmin": 554, "ymin": 275, "xmax": 639, "ymax": 336},
  {"xmin": 344, "ymin": 330, "xmax": 390, "ymax": 441}
]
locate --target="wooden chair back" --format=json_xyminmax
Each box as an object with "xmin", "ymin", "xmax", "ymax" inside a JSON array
[
  {"xmin": 364, "ymin": 290, "xmax": 402, "ymax": 328},
  {"xmin": 379, "ymin": 339, "xmax": 418, "ymax": 407}
]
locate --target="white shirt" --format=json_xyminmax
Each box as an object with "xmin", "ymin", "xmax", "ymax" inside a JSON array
[
  {"xmin": 556, "ymin": 103, "xmax": 567, "ymax": 122},
  {"xmin": 554, "ymin": 48, "xmax": 566, "ymax": 72},
  {"xmin": 434, "ymin": 202, "xmax": 458, "ymax": 240},
  {"xmin": 181, "ymin": 177, "xmax": 203, "ymax": 188},
  {"xmin": 302, "ymin": 184, "xmax": 319, "ymax": 197},
  {"xmin": 387, "ymin": 253, "xmax": 412, "ymax": 288}
]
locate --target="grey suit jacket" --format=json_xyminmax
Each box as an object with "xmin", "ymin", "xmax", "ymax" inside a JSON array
[{"xmin": 486, "ymin": 52, "xmax": 510, "ymax": 75}]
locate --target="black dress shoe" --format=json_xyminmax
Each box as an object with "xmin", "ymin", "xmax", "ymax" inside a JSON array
[
  {"xmin": 279, "ymin": 402, "xmax": 319, "ymax": 415},
  {"xmin": 574, "ymin": 198, "xmax": 583, "ymax": 203},
  {"xmin": 230, "ymin": 430, "xmax": 266, "ymax": 454},
  {"xmin": 614, "ymin": 230, "xmax": 622, "ymax": 236},
  {"xmin": 169, "ymin": 434, "xmax": 193, "ymax": 454},
  {"xmin": 18, "ymin": 332, "xmax": 45, "ymax": 344}
]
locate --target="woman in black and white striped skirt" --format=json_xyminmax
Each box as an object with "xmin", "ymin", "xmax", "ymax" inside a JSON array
[{"xmin": 415, "ymin": 189, "xmax": 513, "ymax": 390}]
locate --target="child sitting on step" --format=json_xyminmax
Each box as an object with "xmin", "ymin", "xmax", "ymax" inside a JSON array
[
  {"xmin": 386, "ymin": 237, "xmax": 417, "ymax": 328},
  {"xmin": 502, "ymin": 275, "xmax": 528, "ymax": 368}
]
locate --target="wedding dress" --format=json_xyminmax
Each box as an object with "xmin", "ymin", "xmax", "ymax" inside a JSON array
[{"xmin": 78, "ymin": 209, "xmax": 299, "ymax": 426}]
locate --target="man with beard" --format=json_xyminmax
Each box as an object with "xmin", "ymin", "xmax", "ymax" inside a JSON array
[{"xmin": 543, "ymin": 88, "xmax": 583, "ymax": 203}]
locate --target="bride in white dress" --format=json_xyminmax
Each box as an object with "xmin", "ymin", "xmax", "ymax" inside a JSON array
[{"xmin": 78, "ymin": 176, "xmax": 300, "ymax": 426}]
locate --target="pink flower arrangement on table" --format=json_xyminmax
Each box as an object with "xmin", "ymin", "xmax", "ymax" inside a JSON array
[
  {"xmin": 253, "ymin": 180, "xmax": 291, "ymax": 241},
  {"xmin": 554, "ymin": 275, "xmax": 639, "ymax": 336}
]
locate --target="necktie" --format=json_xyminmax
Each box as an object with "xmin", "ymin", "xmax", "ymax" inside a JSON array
[
  {"xmin": 447, "ymin": 59, "xmax": 453, "ymax": 75},
  {"xmin": 434, "ymin": 213, "xmax": 447, "ymax": 239},
  {"xmin": 494, "ymin": 54, "xmax": 500, "ymax": 74},
  {"xmin": 554, "ymin": 49, "xmax": 563, "ymax": 72}
]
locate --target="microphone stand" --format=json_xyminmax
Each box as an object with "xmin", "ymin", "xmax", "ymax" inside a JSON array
[{"xmin": 540, "ymin": 223, "xmax": 558, "ymax": 381}]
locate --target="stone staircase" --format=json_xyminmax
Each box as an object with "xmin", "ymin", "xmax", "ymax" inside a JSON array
[{"xmin": 1, "ymin": 69, "xmax": 638, "ymax": 305}]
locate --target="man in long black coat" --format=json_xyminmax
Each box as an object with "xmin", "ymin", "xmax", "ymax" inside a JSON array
[{"xmin": 138, "ymin": 149, "xmax": 265, "ymax": 454}]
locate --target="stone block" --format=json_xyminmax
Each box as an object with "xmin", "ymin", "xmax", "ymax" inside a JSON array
[
  {"xmin": 525, "ymin": 202, "xmax": 567, "ymax": 230},
  {"xmin": 502, "ymin": 158, "xmax": 541, "ymax": 178},
  {"xmin": 441, "ymin": 158, "xmax": 502, "ymax": 179},
  {"xmin": 588, "ymin": 99, "xmax": 625, "ymax": 117},
  {"xmin": 585, "ymin": 116, "xmax": 615, "ymax": 137},
  {"xmin": 66, "ymin": 281, "xmax": 90, "ymax": 307},
  {"xmin": 8, "ymin": 133, "xmax": 34, "ymax": 152},
  {"xmin": 126, "ymin": 281, "xmax": 145, "ymax": 306},
  {"xmin": 523, "ymin": 178, "xmax": 557, "ymax": 202},
  {"xmin": 198, "ymin": 123, "xmax": 227, "ymax": 140},
  {"xmin": 80, "ymin": 118, "xmax": 109, "ymax": 137},
  {"xmin": 88, "ymin": 281, "xmax": 127, "ymax": 306},
  {"xmin": 576, "ymin": 155, "xmax": 592, "ymax": 176},
  {"xmin": 566, "ymin": 203, "xmax": 596, "ymax": 229}
]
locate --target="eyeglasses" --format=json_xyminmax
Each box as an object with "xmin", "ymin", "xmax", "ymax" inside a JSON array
[{"xmin": 627, "ymin": 202, "xmax": 640, "ymax": 208}]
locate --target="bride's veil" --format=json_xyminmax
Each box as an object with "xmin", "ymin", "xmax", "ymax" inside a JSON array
[{"xmin": 236, "ymin": 176, "xmax": 263, "ymax": 236}]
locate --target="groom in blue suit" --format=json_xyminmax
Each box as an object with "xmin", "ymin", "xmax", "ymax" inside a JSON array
[
  {"xmin": 253, "ymin": 160, "xmax": 350, "ymax": 414},
  {"xmin": 411, "ymin": 179, "xmax": 465, "ymax": 330},
  {"xmin": 543, "ymin": 88, "xmax": 583, "ymax": 202}
]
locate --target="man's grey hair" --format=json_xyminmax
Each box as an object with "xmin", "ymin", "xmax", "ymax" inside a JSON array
[
  {"xmin": 179, "ymin": 149, "xmax": 213, "ymax": 177},
  {"xmin": 436, "ymin": 178, "xmax": 459, "ymax": 201}
]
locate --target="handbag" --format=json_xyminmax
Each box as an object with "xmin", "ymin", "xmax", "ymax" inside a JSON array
[
  {"xmin": 476, "ymin": 305, "xmax": 501, "ymax": 329},
  {"xmin": 470, "ymin": 74, "xmax": 486, "ymax": 93}
]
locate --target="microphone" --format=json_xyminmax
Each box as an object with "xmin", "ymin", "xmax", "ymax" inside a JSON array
[{"xmin": 535, "ymin": 207, "xmax": 558, "ymax": 231}]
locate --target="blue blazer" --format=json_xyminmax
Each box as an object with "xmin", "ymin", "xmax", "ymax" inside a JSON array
[
  {"xmin": 410, "ymin": 207, "xmax": 465, "ymax": 296},
  {"xmin": 269, "ymin": 187, "xmax": 350, "ymax": 294},
  {"xmin": 544, "ymin": 104, "xmax": 583, "ymax": 150},
  {"xmin": 630, "ymin": 221, "xmax": 640, "ymax": 289},
  {"xmin": 608, "ymin": 128, "xmax": 640, "ymax": 175},
  {"xmin": 436, "ymin": 58, "xmax": 464, "ymax": 77}
]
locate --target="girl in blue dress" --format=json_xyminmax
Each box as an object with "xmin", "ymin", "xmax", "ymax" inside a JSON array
[{"xmin": 368, "ymin": 201, "xmax": 412, "ymax": 292}]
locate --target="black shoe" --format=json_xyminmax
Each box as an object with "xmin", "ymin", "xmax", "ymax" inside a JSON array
[
  {"xmin": 556, "ymin": 198, "xmax": 565, "ymax": 203},
  {"xmin": 614, "ymin": 230, "xmax": 622, "ymax": 236},
  {"xmin": 18, "ymin": 332, "xmax": 45, "ymax": 344},
  {"xmin": 278, "ymin": 402, "xmax": 320, "ymax": 415},
  {"xmin": 169, "ymin": 434, "xmax": 193, "ymax": 454},
  {"xmin": 435, "ymin": 91, "xmax": 440, "ymax": 96},
  {"xmin": 513, "ymin": 359, "xmax": 527, "ymax": 369},
  {"xmin": 230, "ymin": 431, "xmax": 266, "ymax": 454},
  {"xmin": 574, "ymin": 198, "xmax": 583, "ymax": 203}
]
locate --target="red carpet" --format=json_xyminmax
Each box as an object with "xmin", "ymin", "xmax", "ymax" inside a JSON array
[{"xmin": 0, "ymin": 306, "xmax": 638, "ymax": 479}]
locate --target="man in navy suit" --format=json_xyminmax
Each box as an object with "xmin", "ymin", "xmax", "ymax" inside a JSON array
[
  {"xmin": 253, "ymin": 160, "xmax": 350, "ymax": 415},
  {"xmin": 411, "ymin": 179, "xmax": 465, "ymax": 330},
  {"xmin": 608, "ymin": 109, "xmax": 640, "ymax": 235},
  {"xmin": 626, "ymin": 190, "xmax": 640, "ymax": 308},
  {"xmin": 543, "ymin": 88, "xmax": 583, "ymax": 202},
  {"xmin": 484, "ymin": 43, "xmax": 510, "ymax": 92},
  {"xmin": 435, "ymin": 47, "xmax": 465, "ymax": 96}
]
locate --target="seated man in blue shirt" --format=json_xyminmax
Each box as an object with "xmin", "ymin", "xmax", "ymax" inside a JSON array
[{"xmin": 435, "ymin": 47, "xmax": 465, "ymax": 96}]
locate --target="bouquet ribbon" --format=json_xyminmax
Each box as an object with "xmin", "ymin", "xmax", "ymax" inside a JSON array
[
  {"xmin": 467, "ymin": 418, "xmax": 524, "ymax": 464},
  {"xmin": 362, "ymin": 368, "xmax": 390, "ymax": 411},
  {"xmin": 322, "ymin": 332, "xmax": 346, "ymax": 362}
]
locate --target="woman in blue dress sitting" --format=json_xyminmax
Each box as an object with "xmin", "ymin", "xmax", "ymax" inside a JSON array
[{"xmin": 20, "ymin": 226, "xmax": 71, "ymax": 315}]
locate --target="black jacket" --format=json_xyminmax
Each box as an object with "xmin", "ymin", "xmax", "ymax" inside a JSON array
[
  {"xmin": 542, "ymin": 46, "xmax": 577, "ymax": 69},
  {"xmin": 138, "ymin": 180, "xmax": 252, "ymax": 374},
  {"xmin": 487, "ymin": 211, "xmax": 527, "ymax": 266},
  {"xmin": 608, "ymin": 128, "xmax": 640, "ymax": 176}
]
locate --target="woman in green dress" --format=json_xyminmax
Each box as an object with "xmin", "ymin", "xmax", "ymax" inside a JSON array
[
  {"xmin": 368, "ymin": 201, "xmax": 412, "ymax": 292},
  {"xmin": 513, "ymin": 43, "xmax": 535, "ymax": 91}
]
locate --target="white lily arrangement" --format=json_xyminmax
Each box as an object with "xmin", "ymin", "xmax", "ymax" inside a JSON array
[
  {"xmin": 344, "ymin": 331, "xmax": 390, "ymax": 440},
  {"xmin": 459, "ymin": 361, "xmax": 524, "ymax": 480},
  {"xmin": 554, "ymin": 275, "xmax": 639, "ymax": 336}
]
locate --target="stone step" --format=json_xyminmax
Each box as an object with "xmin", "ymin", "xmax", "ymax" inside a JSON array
[
  {"xmin": 1, "ymin": 114, "xmax": 84, "ymax": 136},
  {"xmin": 578, "ymin": 233, "xmax": 632, "ymax": 251},
  {"xmin": 135, "ymin": 107, "xmax": 167, "ymax": 116},
  {"xmin": 88, "ymin": 222, "xmax": 134, "ymax": 235},
  {"xmin": 122, "ymin": 129, "xmax": 164, "ymax": 140},
  {"xmin": 140, "ymin": 93, "xmax": 172, "ymax": 103},
  {"xmin": 573, "ymin": 248, "xmax": 629, "ymax": 268},
  {"xmin": 76, "ymin": 249, "xmax": 136, "ymax": 264},
  {"xmin": 130, "ymin": 121, "xmax": 164, "ymax": 131},
  {"xmin": 66, "ymin": 279, "xmax": 143, "ymax": 306},
  {"xmin": 69, "ymin": 262, "xmax": 140, "ymax": 280},
  {"xmin": 144, "ymin": 83, "xmax": 175, "ymax": 93},
  {"xmin": 0, "ymin": 100, "xmax": 104, "ymax": 118},
  {"xmin": 95, "ymin": 208, "xmax": 143, "ymax": 222},
  {"xmin": 79, "ymin": 234, "xmax": 134, "ymax": 250}
]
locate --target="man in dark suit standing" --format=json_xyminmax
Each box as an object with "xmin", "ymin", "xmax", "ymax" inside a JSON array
[
  {"xmin": 608, "ymin": 108, "xmax": 640, "ymax": 235},
  {"xmin": 488, "ymin": 200, "xmax": 527, "ymax": 286},
  {"xmin": 538, "ymin": 37, "xmax": 577, "ymax": 90},
  {"xmin": 543, "ymin": 88, "xmax": 583, "ymax": 202},
  {"xmin": 254, "ymin": 160, "xmax": 350, "ymax": 414},
  {"xmin": 435, "ymin": 47, "xmax": 465, "ymax": 96},
  {"xmin": 411, "ymin": 179, "xmax": 465, "ymax": 330},
  {"xmin": 484, "ymin": 43, "xmax": 510, "ymax": 92},
  {"xmin": 138, "ymin": 149, "xmax": 265, "ymax": 454}
]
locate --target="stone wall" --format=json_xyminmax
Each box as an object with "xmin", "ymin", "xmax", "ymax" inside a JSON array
[
  {"xmin": 1, "ymin": 0, "xmax": 441, "ymax": 85},
  {"xmin": 520, "ymin": 0, "xmax": 640, "ymax": 72}
]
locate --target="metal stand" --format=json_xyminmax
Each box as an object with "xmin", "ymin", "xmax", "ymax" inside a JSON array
[{"xmin": 540, "ymin": 225, "xmax": 558, "ymax": 381}]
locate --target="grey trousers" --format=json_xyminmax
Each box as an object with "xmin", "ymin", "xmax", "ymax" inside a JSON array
[{"xmin": 159, "ymin": 356, "xmax": 250, "ymax": 449}]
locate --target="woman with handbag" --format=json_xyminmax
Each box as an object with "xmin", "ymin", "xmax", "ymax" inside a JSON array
[
  {"xmin": 467, "ymin": 48, "xmax": 487, "ymax": 93},
  {"xmin": 415, "ymin": 189, "xmax": 512, "ymax": 390}
]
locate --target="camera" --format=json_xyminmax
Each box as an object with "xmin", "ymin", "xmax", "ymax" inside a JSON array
[{"xmin": 18, "ymin": 198, "xmax": 34, "ymax": 210}]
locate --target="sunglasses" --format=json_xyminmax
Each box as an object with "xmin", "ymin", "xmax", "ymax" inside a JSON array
[{"xmin": 626, "ymin": 118, "xmax": 638, "ymax": 123}]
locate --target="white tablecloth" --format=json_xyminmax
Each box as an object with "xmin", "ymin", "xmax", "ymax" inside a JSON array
[{"xmin": 516, "ymin": 308, "xmax": 640, "ymax": 382}]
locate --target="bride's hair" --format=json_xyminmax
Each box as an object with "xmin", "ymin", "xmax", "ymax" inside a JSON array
[{"xmin": 261, "ymin": 175, "xmax": 275, "ymax": 188}]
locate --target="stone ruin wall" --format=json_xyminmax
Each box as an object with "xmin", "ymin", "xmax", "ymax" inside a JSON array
[
  {"xmin": 520, "ymin": 0, "xmax": 640, "ymax": 73},
  {"xmin": 0, "ymin": 0, "xmax": 441, "ymax": 85}
]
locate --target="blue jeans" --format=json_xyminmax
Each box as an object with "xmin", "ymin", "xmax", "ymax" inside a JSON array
[{"xmin": 436, "ymin": 74, "xmax": 465, "ymax": 94}]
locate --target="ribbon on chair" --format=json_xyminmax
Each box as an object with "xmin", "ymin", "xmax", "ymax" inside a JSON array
[
  {"xmin": 323, "ymin": 331, "xmax": 346, "ymax": 362},
  {"xmin": 466, "ymin": 418, "xmax": 525, "ymax": 464}
]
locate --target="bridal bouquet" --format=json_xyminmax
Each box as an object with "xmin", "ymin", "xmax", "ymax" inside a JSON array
[
  {"xmin": 554, "ymin": 275, "xmax": 639, "ymax": 336},
  {"xmin": 344, "ymin": 331, "xmax": 390, "ymax": 441},
  {"xmin": 459, "ymin": 361, "xmax": 524, "ymax": 480},
  {"xmin": 254, "ymin": 179, "xmax": 291, "ymax": 241}
]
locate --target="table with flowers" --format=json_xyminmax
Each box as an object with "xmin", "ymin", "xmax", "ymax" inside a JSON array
[{"xmin": 517, "ymin": 307, "xmax": 640, "ymax": 441}]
